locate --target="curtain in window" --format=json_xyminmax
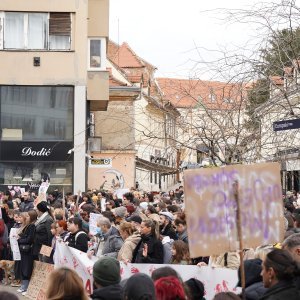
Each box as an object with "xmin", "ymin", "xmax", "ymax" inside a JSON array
[
  {"xmin": 4, "ymin": 13, "xmax": 24, "ymax": 49},
  {"xmin": 28, "ymin": 13, "xmax": 48, "ymax": 49},
  {"xmin": 90, "ymin": 40, "xmax": 101, "ymax": 68},
  {"xmin": 49, "ymin": 36, "xmax": 70, "ymax": 50}
]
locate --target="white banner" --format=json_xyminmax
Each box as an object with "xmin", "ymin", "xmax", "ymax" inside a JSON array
[
  {"xmin": 9, "ymin": 228, "xmax": 21, "ymax": 261},
  {"xmin": 54, "ymin": 242, "xmax": 239, "ymax": 299}
]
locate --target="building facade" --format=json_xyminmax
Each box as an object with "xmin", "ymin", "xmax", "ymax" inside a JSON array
[{"xmin": 0, "ymin": 0, "xmax": 109, "ymax": 193}]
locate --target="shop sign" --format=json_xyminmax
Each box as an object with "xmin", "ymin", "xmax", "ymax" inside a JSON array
[
  {"xmin": 89, "ymin": 158, "xmax": 112, "ymax": 168},
  {"xmin": 0, "ymin": 141, "xmax": 73, "ymax": 161}
]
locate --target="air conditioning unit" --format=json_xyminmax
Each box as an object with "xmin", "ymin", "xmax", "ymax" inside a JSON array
[{"xmin": 88, "ymin": 137, "xmax": 101, "ymax": 152}]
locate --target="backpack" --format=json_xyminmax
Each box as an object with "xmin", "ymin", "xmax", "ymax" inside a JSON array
[{"xmin": 75, "ymin": 231, "xmax": 87, "ymax": 244}]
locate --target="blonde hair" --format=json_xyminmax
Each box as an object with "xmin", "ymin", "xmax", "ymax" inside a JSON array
[
  {"xmin": 46, "ymin": 267, "xmax": 89, "ymax": 300},
  {"xmin": 119, "ymin": 221, "xmax": 134, "ymax": 236}
]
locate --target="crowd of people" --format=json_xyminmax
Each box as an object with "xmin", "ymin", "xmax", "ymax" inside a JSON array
[{"xmin": 0, "ymin": 186, "xmax": 299, "ymax": 299}]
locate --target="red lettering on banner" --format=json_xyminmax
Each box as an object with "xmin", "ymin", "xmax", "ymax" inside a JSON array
[
  {"xmin": 131, "ymin": 266, "xmax": 140, "ymax": 274},
  {"xmin": 72, "ymin": 256, "xmax": 79, "ymax": 269},
  {"xmin": 85, "ymin": 279, "xmax": 92, "ymax": 295}
]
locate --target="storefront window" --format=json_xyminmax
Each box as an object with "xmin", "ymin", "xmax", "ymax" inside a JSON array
[
  {"xmin": 0, "ymin": 161, "xmax": 73, "ymax": 193},
  {"xmin": 0, "ymin": 86, "xmax": 73, "ymax": 141}
]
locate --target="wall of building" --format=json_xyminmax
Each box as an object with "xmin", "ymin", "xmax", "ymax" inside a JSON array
[{"xmin": 88, "ymin": 151, "xmax": 135, "ymax": 190}]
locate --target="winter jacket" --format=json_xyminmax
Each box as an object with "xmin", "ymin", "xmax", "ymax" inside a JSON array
[
  {"xmin": 32, "ymin": 213, "xmax": 53, "ymax": 256},
  {"xmin": 91, "ymin": 284, "xmax": 122, "ymax": 300},
  {"xmin": 160, "ymin": 223, "xmax": 178, "ymax": 240},
  {"xmin": 132, "ymin": 233, "xmax": 163, "ymax": 264},
  {"xmin": 259, "ymin": 280, "xmax": 300, "ymax": 300},
  {"xmin": 0, "ymin": 219, "xmax": 5, "ymax": 250},
  {"xmin": 102, "ymin": 227, "xmax": 124, "ymax": 258},
  {"xmin": 117, "ymin": 231, "xmax": 141, "ymax": 262},
  {"xmin": 246, "ymin": 282, "xmax": 268, "ymax": 300},
  {"xmin": 66, "ymin": 230, "xmax": 89, "ymax": 252},
  {"xmin": 178, "ymin": 229, "xmax": 188, "ymax": 243},
  {"xmin": 211, "ymin": 251, "xmax": 240, "ymax": 270},
  {"xmin": 19, "ymin": 199, "xmax": 34, "ymax": 212},
  {"xmin": 18, "ymin": 223, "xmax": 36, "ymax": 279}
]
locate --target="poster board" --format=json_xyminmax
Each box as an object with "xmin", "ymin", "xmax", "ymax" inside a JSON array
[
  {"xmin": 89, "ymin": 213, "xmax": 101, "ymax": 235},
  {"xmin": 27, "ymin": 261, "xmax": 54, "ymax": 300},
  {"xmin": 184, "ymin": 162, "xmax": 284, "ymax": 257}
]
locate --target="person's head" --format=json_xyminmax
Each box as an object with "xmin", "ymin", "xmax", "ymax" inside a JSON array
[
  {"xmin": 140, "ymin": 219, "xmax": 157, "ymax": 238},
  {"xmin": 113, "ymin": 206, "xmax": 128, "ymax": 223},
  {"xmin": 105, "ymin": 200, "xmax": 115, "ymax": 211},
  {"xmin": 282, "ymin": 233, "xmax": 300, "ymax": 263},
  {"xmin": 22, "ymin": 192, "xmax": 30, "ymax": 202},
  {"xmin": 156, "ymin": 202, "xmax": 166, "ymax": 213},
  {"xmin": 19, "ymin": 212, "xmax": 29, "ymax": 225},
  {"xmin": 213, "ymin": 292, "xmax": 241, "ymax": 300},
  {"xmin": 54, "ymin": 208, "xmax": 64, "ymax": 221},
  {"xmin": 155, "ymin": 276, "xmax": 186, "ymax": 300},
  {"xmin": 46, "ymin": 267, "xmax": 89, "ymax": 300},
  {"xmin": 50, "ymin": 222, "xmax": 57, "ymax": 236},
  {"xmin": 79, "ymin": 210, "xmax": 90, "ymax": 222},
  {"xmin": 97, "ymin": 217, "xmax": 111, "ymax": 234},
  {"xmin": 93, "ymin": 257, "xmax": 121, "ymax": 288},
  {"xmin": 145, "ymin": 205, "xmax": 157, "ymax": 216},
  {"xmin": 261, "ymin": 248, "xmax": 298, "ymax": 288},
  {"xmin": 123, "ymin": 273, "xmax": 155, "ymax": 300},
  {"xmin": 123, "ymin": 192, "xmax": 134, "ymax": 205},
  {"xmin": 102, "ymin": 211, "xmax": 115, "ymax": 224},
  {"xmin": 13, "ymin": 210, "xmax": 21, "ymax": 223},
  {"xmin": 151, "ymin": 266, "xmax": 180, "ymax": 282},
  {"xmin": 159, "ymin": 211, "xmax": 174, "ymax": 227},
  {"xmin": 174, "ymin": 214, "xmax": 186, "ymax": 234},
  {"xmin": 67, "ymin": 217, "xmax": 83, "ymax": 234},
  {"xmin": 171, "ymin": 240, "xmax": 190, "ymax": 263},
  {"xmin": 56, "ymin": 220, "xmax": 68, "ymax": 235},
  {"xmin": 129, "ymin": 215, "xmax": 142, "ymax": 231},
  {"xmin": 119, "ymin": 222, "xmax": 134, "ymax": 241},
  {"xmin": 36, "ymin": 201, "xmax": 50, "ymax": 217},
  {"xmin": 184, "ymin": 278, "xmax": 205, "ymax": 300}
]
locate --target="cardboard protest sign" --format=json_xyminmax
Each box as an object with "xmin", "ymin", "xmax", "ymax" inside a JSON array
[
  {"xmin": 54, "ymin": 242, "xmax": 238, "ymax": 300},
  {"xmin": 9, "ymin": 228, "xmax": 21, "ymax": 261},
  {"xmin": 184, "ymin": 162, "xmax": 284, "ymax": 257},
  {"xmin": 40, "ymin": 245, "xmax": 53, "ymax": 257},
  {"xmin": 27, "ymin": 261, "xmax": 54, "ymax": 300}
]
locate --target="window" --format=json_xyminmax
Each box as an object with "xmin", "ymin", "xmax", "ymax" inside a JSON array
[
  {"xmin": 0, "ymin": 86, "xmax": 73, "ymax": 141},
  {"xmin": 88, "ymin": 38, "xmax": 106, "ymax": 70},
  {"xmin": 1, "ymin": 12, "xmax": 71, "ymax": 50}
]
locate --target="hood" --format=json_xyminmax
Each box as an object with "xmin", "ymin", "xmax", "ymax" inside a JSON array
[
  {"xmin": 238, "ymin": 258, "xmax": 263, "ymax": 288},
  {"xmin": 126, "ymin": 232, "xmax": 141, "ymax": 245}
]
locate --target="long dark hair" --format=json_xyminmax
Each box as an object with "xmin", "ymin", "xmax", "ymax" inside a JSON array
[
  {"xmin": 172, "ymin": 240, "xmax": 190, "ymax": 264},
  {"xmin": 142, "ymin": 219, "xmax": 159, "ymax": 239}
]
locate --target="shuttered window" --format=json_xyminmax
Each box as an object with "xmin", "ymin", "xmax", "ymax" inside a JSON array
[
  {"xmin": 49, "ymin": 13, "xmax": 71, "ymax": 50},
  {"xmin": 49, "ymin": 13, "xmax": 71, "ymax": 36}
]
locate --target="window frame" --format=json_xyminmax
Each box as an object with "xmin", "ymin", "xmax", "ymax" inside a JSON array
[
  {"xmin": 0, "ymin": 11, "xmax": 72, "ymax": 51},
  {"xmin": 87, "ymin": 37, "xmax": 106, "ymax": 71}
]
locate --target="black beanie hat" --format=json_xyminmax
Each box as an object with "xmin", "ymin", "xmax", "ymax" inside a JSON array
[
  {"xmin": 93, "ymin": 257, "xmax": 120, "ymax": 287},
  {"xmin": 185, "ymin": 278, "xmax": 205, "ymax": 300},
  {"xmin": 37, "ymin": 201, "xmax": 49, "ymax": 213},
  {"xmin": 124, "ymin": 273, "xmax": 156, "ymax": 300}
]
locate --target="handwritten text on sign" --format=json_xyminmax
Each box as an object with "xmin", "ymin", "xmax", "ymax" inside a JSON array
[{"xmin": 184, "ymin": 162, "xmax": 284, "ymax": 257}]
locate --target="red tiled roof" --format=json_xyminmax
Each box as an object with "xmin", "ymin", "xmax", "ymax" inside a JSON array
[{"xmin": 157, "ymin": 78, "xmax": 245, "ymax": 109}]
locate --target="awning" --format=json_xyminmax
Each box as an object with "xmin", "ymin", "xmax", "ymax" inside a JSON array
[{"xmin": 135, "ymin": 157, "xmax": 177, "ymax": 175}]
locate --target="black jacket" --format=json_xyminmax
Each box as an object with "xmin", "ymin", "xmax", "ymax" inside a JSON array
[
  {"xmin": 246, "ymin": 282, "xmax": 268, "ymax": 300},
  {"xmin": 259, "ymin": 280, "xmax": 300, "ymax": 300},
  {"xmin": 132, "ymin": 233, "xmax": 163, "ymax": 264},
  {"xmin": 19, "ymin": 199, "xmax": 34, "ymax": 212},
  {"xmin": 91, "ymin": 284, "xmax": 122, "ymax": 300},
  {"xmin": 32, "ymin": 213, "xmax": 53, "ymax": 256},
  {"xmin": 66, "ymin": 230, "xmax": 89, "ymax": 252},
  {"xmin": 160, "ymin": 223, "xmax": 178, "ymax": 240},
  {"xmin": 18, "ymin": 223, "xmax": 35, "ymax": 279}
]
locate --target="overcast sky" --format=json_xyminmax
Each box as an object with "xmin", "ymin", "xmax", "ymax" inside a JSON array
[{"xmin": 109, "ymin": 0, "xmax": 272, "ymax": 79}]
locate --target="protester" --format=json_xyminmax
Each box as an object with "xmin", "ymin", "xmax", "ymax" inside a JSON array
[
  {"xmin": 171, "ymin": 240, "xmax": 190, "ymax": 264},
  {"xmin": 117, "ymin": 221, "xmax": 141, "ymax": 262},
  {"xmin": 91, "ymin": 257, "xmax": 122, "ymax": 300},
  {"xmin": 56, "ymin": 220, "xmax": 68, "ymax": 240},
  {"xmin": 159, "ymin": 211, "xmax": 177, "ymax": 240},
  {"xmin": 33, "ymin": 201, "xmax": 54, "ymax": 262},
  {"xmin": 0, "ymin": 291, "xmax": 19, "ymax": 300},
  {"xmin": 19, "ymin": 192, "xmax": 34, "ymax": 212},
  {"xmin": 132, "ymin": 219, "xmax": 163, "ymax": 264},
  {"xmin": 46, "ymin": 267, "xmax": 89, "ymax": 300},
  {"xmin": 123, "ymin": 273, "xmax": 156, "ymax": 300},
  {"xmin": 17, "ymin": 210, "xmax": 37, "ymax": 295},
  {"xmin": 154, "ymin": 276, "xmax": 186, "ymax": 300},
  {"xmin": 66, "ymin": 217, "xmax": 89, "ymax": 252},
  {"xmin": 174, "ymin": 213, "xmax": 188, "ymax": 243},
  {"xmin": 260, "ymin": 249, "xmax": 300, "ymax": 299},
  {"xmin": 184, "ymin": 278, "xmax": 205, "ymax": 300},
  {"xmin": 151, "ymin": 266, "xmax": 181, "ymax": 282}
]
